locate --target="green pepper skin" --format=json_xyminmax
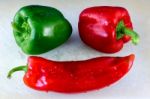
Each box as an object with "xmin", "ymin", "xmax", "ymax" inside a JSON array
[{"xmin": 12, "ymin": 5, "xmax": 72, "ymax": 55}]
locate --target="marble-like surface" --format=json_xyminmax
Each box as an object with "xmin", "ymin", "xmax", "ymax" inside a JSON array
[{"xmin": 0, "ymin": 0, "xmax": 150, "ymax": 99}]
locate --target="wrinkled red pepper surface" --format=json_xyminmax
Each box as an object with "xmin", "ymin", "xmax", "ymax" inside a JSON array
[
  {"xmin": 79, "ymin": 6, "xmax": 139, "ymax": 53},
  {"xmin": 8, "ymin": 54, "xmax": 134, "ymax": 93}
]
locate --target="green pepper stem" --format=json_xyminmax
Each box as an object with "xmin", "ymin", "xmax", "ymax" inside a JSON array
[
  {"xmin": 123, "ymin": 28, "xmax": 139, "ymax": 45},
  {"xmin": 116, "ymin": 20, "xmax": 139, "ymax": 45},
  {"xmin": 11, "ymin": 22, "xmax": 20, "ymax": 32},
  {"xmin": 11, "ymin": 22, "xmax": 25, "ymax": 33},
  {"xmin": 7, "ymin": 66, "xmax": 27, "ymax": 79}
]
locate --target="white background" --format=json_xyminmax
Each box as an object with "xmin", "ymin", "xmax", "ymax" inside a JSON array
[{"xmin": 0, "ymin": 0, "xmax": 150, "ymax": 99}]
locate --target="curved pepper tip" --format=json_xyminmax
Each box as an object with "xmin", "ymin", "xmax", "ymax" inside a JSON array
[
  {"xmin": 129, "ymin": 54, "xmax": 135, "ymax": 60},
  {"xmin": 126, "ymin": 54, "xmax": 135, "ymax": 69}
]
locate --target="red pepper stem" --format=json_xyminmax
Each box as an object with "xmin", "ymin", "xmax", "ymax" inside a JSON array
[
  {"xmin": 116, "ymin": 20, "xmax": 139, "ymax": 45},
  {"xmin": 123, "ymin": 27, "xmax": 139, "ymax": 45},
  {"xmin": 7, "ymin": 66, "xmax": 27, "ymax": 79}
]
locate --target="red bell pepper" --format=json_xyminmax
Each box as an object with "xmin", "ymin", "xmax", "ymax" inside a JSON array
[
  {"xmin": 78, "ymin": 6, "xmax": 139, "ymax": 53},
  {"xmin": 8, "ymin": 54, "xmax": 134, "ymax": 93}
]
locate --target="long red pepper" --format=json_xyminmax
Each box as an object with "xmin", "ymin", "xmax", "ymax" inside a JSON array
[
  {"xmin": 78, "ymin": 6, "xmax": 139, "ymax": 53},
  {"xmin": 8, "ymin": 54, "xmax": 134, "ymax": 93}
]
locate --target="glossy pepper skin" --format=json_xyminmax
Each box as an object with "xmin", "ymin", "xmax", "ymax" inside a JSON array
[
  {"xmin": 8, "ymin": 54, "xmax": 134, "ymax": 93},
  {"xmin": 12, "ymin": 5, "xmax": 72, "ymax": 55},
  {"xmin": 79, "ymin": 6, "xmax": 139, "ymax": 53}
]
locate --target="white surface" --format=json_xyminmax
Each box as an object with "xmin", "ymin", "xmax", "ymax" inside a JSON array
[{"xmin": 0, "ymin": 0, "xmax": 150, "ymax": 99}]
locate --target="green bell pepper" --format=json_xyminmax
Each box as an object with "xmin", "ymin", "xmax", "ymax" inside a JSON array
[{"xmin": 12, "ymin": 5, "xmax": 72, "ymax": 55}]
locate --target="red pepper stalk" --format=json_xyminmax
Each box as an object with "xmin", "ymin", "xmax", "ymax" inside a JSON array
[
  {"xmin": 8, "ymin": 54, "xmax": 134, "ymax": 93},
  {"xmin": 116, "ymin": 20, "xmax": 139, "ymax": 44},
  {"xmin": 79, "ymin": 6, "xmax": 139, "ymax": 53}
]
